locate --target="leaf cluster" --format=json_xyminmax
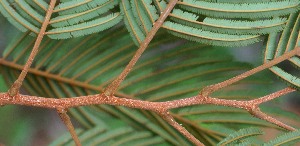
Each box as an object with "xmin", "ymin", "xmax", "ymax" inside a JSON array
[{"xmin": 0, "ymin": 0, "xmax": 300, "ymax": 145}]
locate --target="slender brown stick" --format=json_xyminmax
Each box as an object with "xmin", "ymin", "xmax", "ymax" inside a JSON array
[
  {"xmin": 250, "ymin": 87, "xmax": 296, "ymax": 105},
  {"xmin": 8, "ymin": 0, "xmax": 57, "ymax": 97},
  {"xmin": 200, "ymin": 47, "xmax": 300, "ymax": 97},
  {"xmin": 0, "ymin": 87, "xmax": 295, "ymax": 130},
  {"xmin": 103, "ymin": 0, "xmax": 179, "ymax": 96},
  {"xmin": 0, "ymin": 88, "xmax": 294, "ymax": 113},
  {"xmin": 249, "ymin": 108, "xmax": 295, "ymax": 131},
  {"xmin": 57, "ymin": 108, "xmax": 82, "ymax": 146},
  {"xmin": 161, "ymin": 113, "xmax": 205, "ymax": 146},
  {"xmin": 0, "ymin": 86, "xmax": 296, "ymax": 145}
]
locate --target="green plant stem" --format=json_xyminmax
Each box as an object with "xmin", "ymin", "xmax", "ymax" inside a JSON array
[
  {"xmin": 104, "ymin": 0, "xmax": 179, "ymax": 96},
  {"xmin": 7, "ymin": 0, "xmax": 57, "ymax": 97}
]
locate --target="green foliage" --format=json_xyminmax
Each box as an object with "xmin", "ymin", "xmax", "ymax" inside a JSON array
[
  {"xmin": 263, "ymin": 13, "xmax": 300, "ymax": 89},
  {"xmin": 170, "ymin": 9, "xmax": 288, "ymax": 35},
  {"xmin": 47, "ymin": 13, "xmax": 122, "ymax": 39},
  {"xmin": 2, "ymin": 27, "xmax": 298, "ymax": 145},
  {"xmin": 50, "ymin": 0, "xmax": 118, "ymax": 27},
  {"xmin": 50, "ymin": 125, "xmax": 168, "ymax": 146},
  {"xmin": 1, "ymin": 0, "xmax": 298, "ymax": 46},
  {"xmin": 217, "ymin": 128, "xmax": 300, "ymax": 146},
  {"xmin": 163, "ymin": 21, "xmax": 261, "ymax": 47},
  {"xmin": 263, "ymin": 129, "xmax": 300, "ymax": 146},
  {"xmin": 0, "ymin": 0, "xmax": 300, "ymax": 145},
  {"xmin": 0, "ymin": 0, "xmax": 40, "ymax": 35},
  {"xmin": 120, "ymin": 0, "xmax": 146, "ymax": 45},
  {"xmin": 217, "ymin": 127, "xmax": 263, "ymax": 146},
  {"xmin": 178, "ymin": 0, "xmax": 299, "ymax": 18}
]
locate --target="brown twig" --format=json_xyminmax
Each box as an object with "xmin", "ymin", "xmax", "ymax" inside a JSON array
[
  {"xmin": 103, "ymin": 0, "xmax": 179, "ymax": 96},
  {"xmin": 0, "ymin": 88, "xmax": 295, "ymax": 122},
  {"xmin": 161, "ymin": 113, "xmax": 205, "ymax": 146},
  {"xmin": 250, "ymin": 87, "xmax": 296, "ymax": 105},
  {"xmin": 200, "ymin": 47, "xmax": 300, "ymax": 97},
  {"xmin": 7, "ymin": 0, "xmax": 57, "ymax": 97},
  {"xmin": 0, "ymin": 86, "xmax": 296, "ymax": 146},
  {"xmin": 57, "ymin": 108, "xmax": 82, "ymax": 146},
  {"xmin": 249, "ymin": 108, "xmax": 295, "ymax": 131}
]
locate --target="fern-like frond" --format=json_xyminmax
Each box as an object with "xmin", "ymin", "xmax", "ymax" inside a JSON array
[
  {"xmin": 162, "ymin": 21, "xmax": 261, "ymax": 47},
  {"xmin": 178, "ymin": 0, "xmax": 300, "ymax": 18},
  {"xmin": 0, "ymin": 0, "xmax": 39, "ymax": 35},
  {"xmin": 31, "ymin": 0, "xmax": 48, "ymax": 11},
  {"xmin": 0, "ymin": 0, "xmax": 123, "ymax": 39},
  {"xmin": 270, "ymin": 66, "xmax": 300, "ymax": 89},
  {"xmin": 25, "ymin": 0, "xmax": 47, "ymax": 13},
  {"xmin": 53, "ymin": 0, "xmax": 111, "ymax": 15},
  {"xmin": 153, "ymin": 0, "xmax": 167, "ymax": 13},
  {"xmin": 189, "ymin": 113, "xmax": 278, "ymax": 128},
  {"xmin": 263, "ymin": 12, "xmax": 300, "ymax": 89},
  {"xmin": 137, "ymin": 0, "xmax": 159, "ymax": 24},
  {"xmin": 274, "ymin": 13, "xmax": 299, "ymax": 58},
  {"xmin": 286, "ymin": 13, "xmax": 300, "ymax": 66},
  {"xmin": 130, "ymin": 0, "xmax": 155, "ymax": 34},
  {"xmin": 13, "ymin": 0, "xmax": 43, "ymax": 26},
  {"xmin": 202, "ymin": 17, "xmax": 287, "ymax": 35},
  {"xmin": 170, "ymin": 9, "xmax": 288, "ymax": 35},
  {"xmin": 46, "ymin": 13, "xmax": 122, "ymax": 39},
  {"xmin": 120, "ymin": 0, "xmax": 146, "ymax": 45},
  {"xmin": 263, "ymin": 33, "xmax": 278, "ymax": 61},
  {"xmin": 50, "ymin": 0, "xmax": 118, "ymax": 27},
  {"xmin": 51, "ymin": 126, "xmax": 166, "ymax": 146},
  {"xmin": 263, "ymin": 129, "xmax": 300, "ymax": 146},
  {"xmin": 217, "ymin": 127, "xmax": 263, "ymax": 146},
  {"xmin": 121, "ymin": 0, "xmax": 164, "ymax": 46}
]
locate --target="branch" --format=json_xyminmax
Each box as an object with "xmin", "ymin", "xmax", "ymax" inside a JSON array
[
  {"xmin": 161, "ymin": 113, "xmax": 205, "ymax": 146},
  {"xmin": 249, "ymin": 108, "xmax": 295, "ymax": 131},
  {"xmin": 57, "ymin": 108, "xmax": 81, "ymax": 146},
  {"xmin": 250, "ymin": 87, "xmax": 296, "ymax": 105},
  {"xmin": 200, "ymin": 47, "xmax": 300, "ymax": 97},
  {"xmin": 103, "ymin": 0, "xmax": 179, "ymax": 96},
  {"xmin": 8, "ymin": 0, "xmax": 57, "ymax": 97},
  {"xmin": 0, "ymin": 87, "xmax": 296, "ymax": 146},
  {"xmin": 0, "ymin": 88, "xmax": 295, "ymax": 122}
]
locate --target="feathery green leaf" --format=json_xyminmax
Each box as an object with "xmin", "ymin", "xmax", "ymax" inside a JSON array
[
  {"xmin": 120, "ymin": 0, "xmax": 146, "ymax": 45},
  {"xmin": 217, "ymin": 127, "xmax": 263, "ymax": 146},
  {"xmin": 163, "ymin": 21, "xmax": 261, "ymax": 47},
  {"xmin": 0, "ymin": 0, "xmax": 39, "ymax": 34},
  {"xmin": 170, "ymin": 9, "xmax": 287, "ymax": 35},
  {"xmin": 178, "ymin": 0, "xmax": 300, "ymax": 18},
  {"xmin": 264, "ymin": 129, "xmax": 300, "ymax": 146},
  {"xmin": 47, "ymin": 13, "xmax": 122, "ymax": 39},
  {"xmin": 54, "ymin": 0, "xmax": 111, "ymax": 15},
  {"xmin": 50, "ymin": 0, "xmax": 118, "ymax": 27}
]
